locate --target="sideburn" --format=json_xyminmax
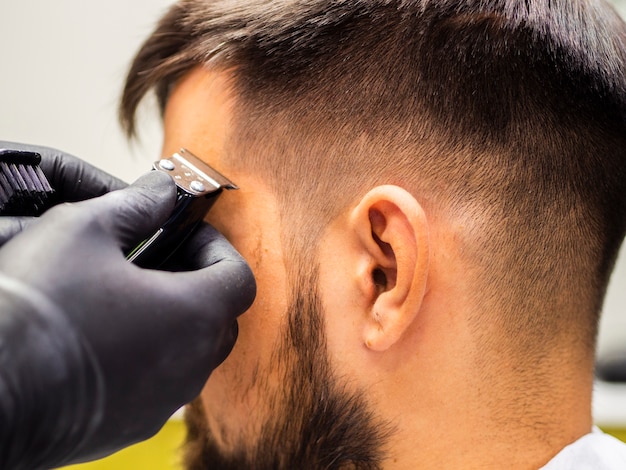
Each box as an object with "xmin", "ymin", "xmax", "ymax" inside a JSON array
[{"xmin": 183, "ymin": 265, "xmax": 392, "ymax": 469}]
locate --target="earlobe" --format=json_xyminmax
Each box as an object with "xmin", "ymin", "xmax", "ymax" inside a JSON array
[{"xmin": 351, "ymin": 186, "xmax": 430, "ymax": 352}]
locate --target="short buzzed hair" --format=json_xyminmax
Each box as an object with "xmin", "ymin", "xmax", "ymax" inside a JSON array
[{"xmin": 121, "ymin": 0, "xmax": 626, "ymax": 357}]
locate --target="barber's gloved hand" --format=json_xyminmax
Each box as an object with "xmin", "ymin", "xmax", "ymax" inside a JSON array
[
  {"xmin": 0, "ymin": 171, "xmax": 256, "ymax": 470},
  {"xmin": 0, "ymin": 141, "xmax": 126, "ymax": 245}
]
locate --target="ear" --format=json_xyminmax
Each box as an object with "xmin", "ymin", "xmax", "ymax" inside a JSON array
[{"xmin": 350, "ymin": 185, "xmax": 430, "ymax": 352}]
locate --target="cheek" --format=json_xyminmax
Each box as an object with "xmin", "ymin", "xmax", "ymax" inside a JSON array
[
  {"xmin": 200, "ymin": 206, "xmax": 288, "ymax": 392},
  {"xmin": 198, "ymin": 264, "xmax": 289, "ymax": 449},
  {"xmin": 204, "ymin": 176, "xmax": 291, "ymax": 349},
  {"xmin": 198, "ymin": 182, "xmax": 291, "ymax": 439},
  {"xmin": 317, "ymin": 228, "xmax": 373, "ymax": 389}
]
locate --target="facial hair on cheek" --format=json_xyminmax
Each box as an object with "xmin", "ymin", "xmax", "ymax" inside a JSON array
[{"xmin": 183, "ymin": 267, "xmax": 393, "ymax": 470}]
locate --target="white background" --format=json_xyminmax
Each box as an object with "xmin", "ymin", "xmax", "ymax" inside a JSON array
[
  {"xmin": 0, "ymin": 1, "xmax": 172, "ymax": 180},
  {"xmin": 1, "ymin": 0, "xmax": 625, "ymax": 420}
]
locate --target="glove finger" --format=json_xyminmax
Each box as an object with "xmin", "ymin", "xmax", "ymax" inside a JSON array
[
  {"xmin": 210, "ymin": 320, "xmax": 239, "ymax": 369},
  {"xmin": 0, "ymin": 141, "xmax": 127, "ymax": 201},
  {"xmin": 84, "ymin": 171, "xmax": 177, "ymax": 249},
  {"xmin": 37, "ymin": 148, "xmax": 127, "ymax": 201},
  {"xmin": 174, "ymin": 223, "xmax": 242, "ymax": 270},
  {"xmin": 0, "ymin": 217, "xmax": 35, "ymax": 246},
  {"xmin": 160, "ymin": 225, "xmax": 257, "ymax": 319}
]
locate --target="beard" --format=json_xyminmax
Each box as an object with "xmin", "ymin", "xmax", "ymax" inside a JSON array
[{"xmin": 182, "ymin": 264, "xmax": 392, "ymax": 469}]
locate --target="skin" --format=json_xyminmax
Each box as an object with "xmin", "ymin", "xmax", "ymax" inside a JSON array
[
  {"xmin": 161, "ymin": 66, "xmax": 594, "ymax": 469},
  {"xmin": 162, "ymin": 70, "xmax": 290, "ymax": 452}
]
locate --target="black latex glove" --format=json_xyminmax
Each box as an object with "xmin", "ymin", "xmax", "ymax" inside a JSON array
[
  {"xmin": 0, "ymin": 141, "xmax": 127, "ymax": 245},
  {"xmin": 0, "ymin": 171, "xmax": 256, "ymax": 469}
]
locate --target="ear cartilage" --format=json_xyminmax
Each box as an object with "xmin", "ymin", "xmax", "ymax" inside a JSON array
[{"xmin": 126, "ymin": 148, "xmax": 237, "ymax": 269}]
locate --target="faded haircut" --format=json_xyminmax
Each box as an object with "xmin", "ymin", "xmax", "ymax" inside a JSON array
[{"xmin": 121, "ymin": 0, "xmax": 626, "ymax": 356}]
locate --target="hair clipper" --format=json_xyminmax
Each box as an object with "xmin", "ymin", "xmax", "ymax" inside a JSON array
[{"xmin": 126, "ymin": 148, "xmax": 236, "ymax": 269}]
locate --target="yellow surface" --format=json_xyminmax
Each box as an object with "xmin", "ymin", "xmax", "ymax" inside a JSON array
[
  {"xmin": 60, "ymin": 422, "xmax": 626, "ymax": 469},
  {"xmin": 604, "ymin": 427, "xmax": 626, "ymax": 444},
  {"xmin": 60, "ymin": 420, "xmax": 185, "ymax": 470}
]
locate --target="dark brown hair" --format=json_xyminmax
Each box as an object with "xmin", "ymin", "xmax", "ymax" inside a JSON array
[{"xmin": 121, "ymin": 0, "xmax": 626, "ymax": 356}]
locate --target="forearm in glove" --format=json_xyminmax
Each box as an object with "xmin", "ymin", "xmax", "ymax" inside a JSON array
[{"xmin": 0, "ymin": 276, "xmax": 102, "ymax": 469}]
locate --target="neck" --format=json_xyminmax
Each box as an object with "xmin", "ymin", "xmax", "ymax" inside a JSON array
[{"xmin": 373, "ymin": 326, "xmax": 594, "ymax": 469}]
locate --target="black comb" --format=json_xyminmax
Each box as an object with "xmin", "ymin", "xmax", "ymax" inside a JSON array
[{"xmin": 0, "ymin": 149, "xmax": 54, "ymax": 216}]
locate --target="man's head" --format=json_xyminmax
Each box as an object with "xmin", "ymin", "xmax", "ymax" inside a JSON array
[{"xmin": 121, "ymin": 1, "xmax": 626, "ymax": 468}]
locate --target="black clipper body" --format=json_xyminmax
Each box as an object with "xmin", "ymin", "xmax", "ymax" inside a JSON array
[{"xmin": 127, "ymin": 148, "xmax": 236, "ymax": 269}]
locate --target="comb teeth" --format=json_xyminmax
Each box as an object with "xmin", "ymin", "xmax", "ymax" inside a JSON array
[{"xmin": 0, "ymin": 150, "xmax": 54, "ymax": 216}]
